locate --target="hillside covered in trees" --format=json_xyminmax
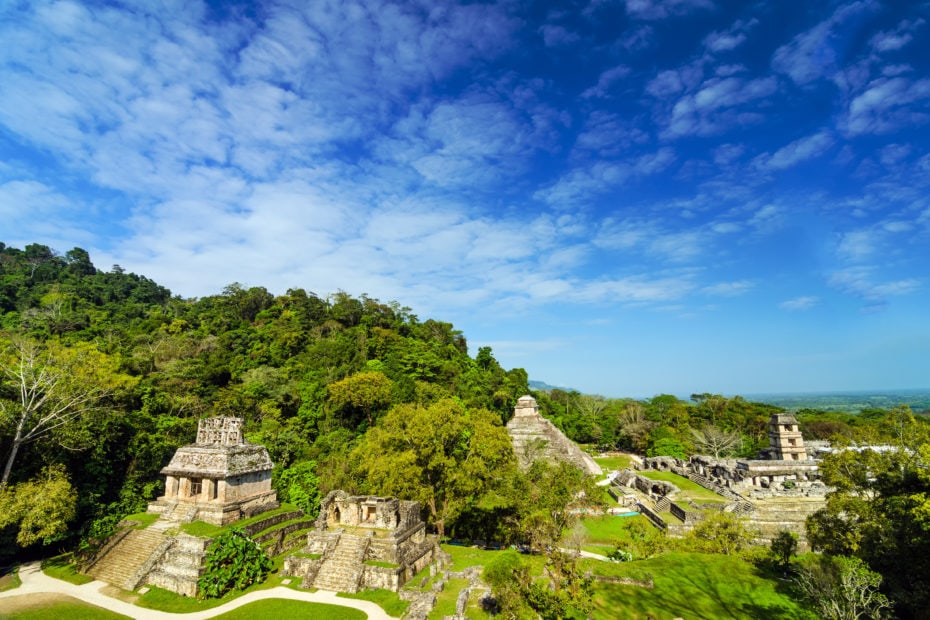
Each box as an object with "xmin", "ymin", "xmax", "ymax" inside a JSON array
[
  {"xmin": 3, "ymin": 242, "xmax": 930, "ymax": 618},
  {"xmin": 0, "ymin": 242, "xmax": 533, "ymax": 555}
]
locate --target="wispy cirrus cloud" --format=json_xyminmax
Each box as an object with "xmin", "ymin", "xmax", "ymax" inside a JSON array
[
  {"xmin": 869, "ymin": 18, "xmax": 925, "ymax": 53},
  {"xmin": 659, "ymin": 75, "xmax": 777, "ymax": 138},
  {"xmin": 828, "ymin": 266, "xmax": 920, "ymax": 301},
  {"xmin": 779, "ymin": 296, "xmax": 820, "ymax": 311},
  {"xmin": 771, "ymin": 1, "xmax": 876, "ymax": 86},
  {"xmin": 623, "ymin": 0, "xmax": 714, "ymax": 21},
  {"xmin": 755, "ymin": 131, "xmax": 834, "ymax": 171},
  {"xmin": 841, "ymin": 76, "xmax": 930, "ymax": 136},
  {"xmin": 703, "ymin": 280, "xmax": 754, "ymax": 297}
]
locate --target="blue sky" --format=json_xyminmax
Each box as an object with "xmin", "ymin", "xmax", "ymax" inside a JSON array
[{"xmin": 2, "ymin": 0, "xmax": 929, "ymax": 398}]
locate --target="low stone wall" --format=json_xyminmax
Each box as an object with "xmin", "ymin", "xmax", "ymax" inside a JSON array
[
  {"xmin": 636, "ymin": 501, "xmax": 667, "ymax": 530},
  {"xmin": 283, "ymin": 554, "xmax": 323, "ymax": 587},
  {"xmin": 362, "ymin": 564, "xmax": 403, "ymax": 590}
]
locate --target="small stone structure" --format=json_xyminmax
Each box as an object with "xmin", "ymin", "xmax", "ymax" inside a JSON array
[
  {"xmin": 506, "ymin": 395, "xmax": 601, "ymax": 475},
  {"xmin": 284, "ymin": 490, "xmax": 444, "ymax": 593},
  {"xmin": 147, "ymin": 416, "xmax": 278, "ymax": 525}
]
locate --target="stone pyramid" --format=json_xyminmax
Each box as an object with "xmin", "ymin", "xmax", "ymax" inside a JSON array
[{"xmin": 506, "ymin": 395, "xmax": 601, "ymax": 476}]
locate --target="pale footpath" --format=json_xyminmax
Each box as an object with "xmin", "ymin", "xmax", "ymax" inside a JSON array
[{"xmin": 0, "ymin": 561, "xmax": 397, "ymax": 619}]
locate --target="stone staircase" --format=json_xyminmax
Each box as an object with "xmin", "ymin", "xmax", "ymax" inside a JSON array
[
  {"xmin": 145, "ymin": 533, "xmax": 210, "ymax": 597},
  {"xmin": 86, "ymin": 529, "xmax": 168, "ymax": 590},
  {"xmin": 653, "ymin": 496, "xmax": 671, "ymax": 512},
  {"xmin": 312, "ymin": 532, "xmax": 370, "ymax": 593}
]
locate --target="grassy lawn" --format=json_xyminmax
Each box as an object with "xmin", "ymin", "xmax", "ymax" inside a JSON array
[
  {"xmin": 121, "ymin": 511, "xmax": 160, "ymax": 528},
  {"xmin": 340, "ymin": 588, "xmax": 409, "ymax": 616},
  {"xmin": 0, "ymin": 595, "xmax": 131, "ymax": 619},
  {"xmin": 637, "ymin": 470, "xmax": 728, "ymax": 503},
  {"xmin": 0, "ymin": 566, "xmax": 21, "ymax": 592},
  {"xmin": 594, "ymin": 454, "xmax": 633, "ymax": 471},
  {"xmin": 428, "ymin": 577, "xmax": 468, "ymax": 619},
  {"xmin": 211, "ymin": 599, "xmax": 366, "ymax": 619},
  {"xmin": 438, "ymin": 542, "xmax": 812, "ymax": 619},
  {"xmin": 41, "ymin": 554, "xmax": 94, "ymax": 585},
  {"xmin": 579, "ymin": 514, "xmax": 652, "ymax": 546},
  {"xmin": 583, "ymin": 551, "xmax": 815, "ymax": 620}
]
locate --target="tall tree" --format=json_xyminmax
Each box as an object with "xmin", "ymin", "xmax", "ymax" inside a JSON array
[
  {"xmin": 353, "ymin": 398, "xmax": 516, "ymax": 538},
  {"xmin": 0, "ymin": 336, "xmax": 136, "ymax": 485}
]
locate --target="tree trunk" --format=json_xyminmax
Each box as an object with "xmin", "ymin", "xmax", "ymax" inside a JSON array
[{"xmin": 1, "ymin": 438, "xmax": 21, "ymax": 486}]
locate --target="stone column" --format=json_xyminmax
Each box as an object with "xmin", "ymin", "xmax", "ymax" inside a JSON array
[
  {"xmin": 179, "ymin": 477, "xmax": 191, "ymax": 499},
  {"xmin": 217, "ymin": 479, "xmax": 228, "ymax": 503},
  {"xmin": 202, "ymin": 479, "xmax": 214, "ymax": 502},
  {"xmin": 165, "ymin": 475, "xmax": 178, "ymax": 499}
]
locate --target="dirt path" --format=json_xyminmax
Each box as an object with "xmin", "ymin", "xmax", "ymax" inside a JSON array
[{"xmin": 0, "ymin": 562, "xmax": 397, "ymax": 619}]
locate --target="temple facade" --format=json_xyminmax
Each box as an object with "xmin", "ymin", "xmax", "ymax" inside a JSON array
[
  {"xmin": 284, "ymin": 490, "xmax": 444, "ymax": 593},
  {"xmin": 147, "ymin": 417, "xmax": 278, "ymax": 525}
]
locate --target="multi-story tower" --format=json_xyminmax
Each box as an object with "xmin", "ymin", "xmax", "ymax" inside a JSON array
[{"xmin": 767, "ymin": 413, "xmax": 807, "ymax": 461}]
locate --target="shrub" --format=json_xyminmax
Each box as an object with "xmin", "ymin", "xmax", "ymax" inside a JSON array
[{"xmin": 197, "ymin": 529, "xmax": 271, "ymax": 599}]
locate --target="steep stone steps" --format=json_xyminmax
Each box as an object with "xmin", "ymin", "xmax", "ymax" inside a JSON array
[
  {"xmin": 312, "ymin": 533, "xmax": 369, "ymax": 593},
  {"xmin": 86, "ymin": 528, "xmax": 167, "ymax": 590}
]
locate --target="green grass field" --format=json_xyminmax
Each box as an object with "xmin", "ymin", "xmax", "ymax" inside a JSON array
[
  {"xmin": 637, "ymin": 470, "xmax": 728, "ymax": 503},
  {"xmin": 41, "ymin": 554, "xmax": 94, "ymax": 585},
  {"xmin": 428, "ymin": 577, "xmax": 469, "ymax": 619},
  {"xmin": 439, "ymin": 542, "xmax": 812, "ymax": 620},
  {"xmin": 593, "ymin": 454, "xmax": 633, "ymax": 472},
  {"xmin": 583, "ymin": 551, "xmax": 814, "ymax": 620},
  {"xmin": 211, "ymin": 599, "xmax": 367, "ymax": 619},
  {"xmin": 579, "ymin": 514, "xmax": 651, "ymax": 546},
  {"xmin": 0, "ymin": 596, "xmax": 131, "ymax": 619},
  {"xmin": 340, "ymin": 588, "xmax": 409, "ymax": 616},
  {"xmin": 0, "ymin": 567, "xmax": 21, "ymax": 592},
  {"xmin": 121, "ymin": 511, "xmax": 160, "ymax": 528}
]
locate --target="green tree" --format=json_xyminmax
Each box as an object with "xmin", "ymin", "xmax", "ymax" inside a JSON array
[
  {"xmin": 274, "ymin": 461, "xmax": 321, "ymax": 518},
  {"xmin": 0, "ymin": 336, "xmax": 137, "ymax": 485},
  {"xmin": 771, "ymin": 530, "xmax": 798, "ymax": 571},
  {"xmin": 327, "ymin": 370, "xmax": 393, "ymax": 427},
  {"xmin": 807, "ymin": 438, "xmax": 930, "ymax": 617},
  {"xmin": 687, "ymin": 511, "xmax": 755, "ymax": 555},
  {"xmin": 353, "ymin": 398, "xmax": 516, "ymax": 539},
  {"xmin": 793, "ymin": 555, "xmax": 891, "ymax": 620},
  {"xmin": 0, "ymin": 464, "xmax": 76, "ymax": 546}
]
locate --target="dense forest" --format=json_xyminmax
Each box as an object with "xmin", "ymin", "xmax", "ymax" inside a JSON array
[{"xmin": 2, "ymin": 242, "xmax": 929, "ymax": 617}]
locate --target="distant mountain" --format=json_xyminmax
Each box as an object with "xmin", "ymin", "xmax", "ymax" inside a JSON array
[{"xmin": 529, "ymin": 379, "xmax": 573, "ymax": 393}]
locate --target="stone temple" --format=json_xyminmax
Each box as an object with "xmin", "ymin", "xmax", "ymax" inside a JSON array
[
  {"xmin": 284, "ymin": 490, "xmax": 444, "ymax": 593},
  {"xmin": 147, "ymin": 416, "xmax": 278, "ymax": 525},
  {"xmin": 86, "ymin": 417, "xmax": 289, "ymax": 597},
  {"xmin": 506, "ymin": 395, "xmax": 601, "ymax": 475}
]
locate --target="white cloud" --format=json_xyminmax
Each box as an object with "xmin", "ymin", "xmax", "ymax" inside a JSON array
[
  {"xmin": 829, "ymin": 266, "xmax": 920, "ymax": 301},
  {"xmin": 842, "ymin": 77, "xmax": 930, "ymax": 135},
  {"xmin": 772, "ymin": 1, "xmax": 875, "ymax": 85},
  {"xmin": 703, "ymin": 18, "xmax": 756, "ymax": 53},
  {"xmin": 837, "ymin": 230, "xmax": 877, "ymax": 261},
  {"xmin": 581, "ymin": 65, "xmax": 632, "ymax": 99},
  {"xmin": 757, "ymin": 131, "xmax": 834, "ymax": 171},
  {"xmin": 869, "ymin": 18, "xmax": 924, "ymax": 53},
  {"xmin": 703, "ymin": 280, "xmax": 754, "ymax": 296},
  {"xmin": 779, "ymin": 296, "xmax": 820, "ymax": 311},
  {"xmin": 624, "ymin": 0, "xmax": 714, "ymax": 20},
  {"xmin": 661, "ymin": 76, "xmax": 777, "ymax": 138}
]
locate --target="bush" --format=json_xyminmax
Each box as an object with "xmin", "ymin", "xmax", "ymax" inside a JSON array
[{"xmin": 197, "ymin": 529, "xmax": 271, "ymax": 599}]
